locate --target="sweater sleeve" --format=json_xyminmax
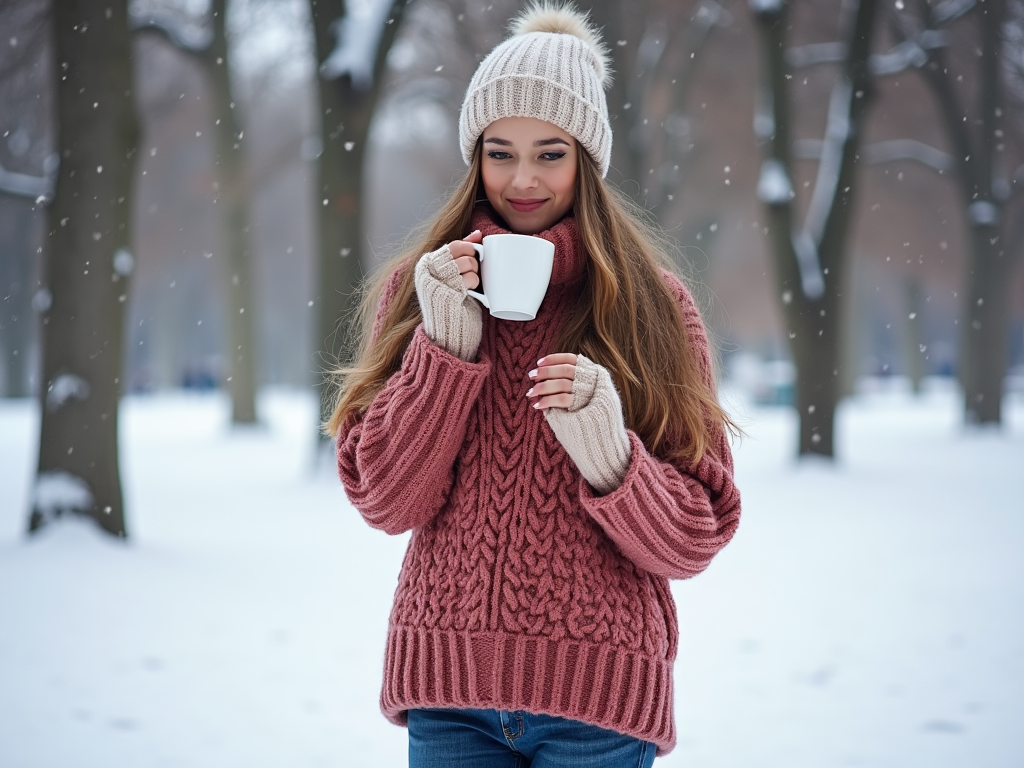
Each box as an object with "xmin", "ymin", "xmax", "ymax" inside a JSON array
[
  {"xmin": 336, "ymin": 269, "xmax": 491, "ymax": 535},
  {"xmin": 580, "ymin": 272, "xmax": 740, "ymax": 579}
]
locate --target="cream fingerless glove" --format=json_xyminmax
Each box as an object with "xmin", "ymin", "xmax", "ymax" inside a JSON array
[
  {"xmin": 544, "ymin": 355, "xmax": 632, "ymax": 495},
  {"xmin": 414, "ymin": 244, "xmax": 483, "ymax": 362}
]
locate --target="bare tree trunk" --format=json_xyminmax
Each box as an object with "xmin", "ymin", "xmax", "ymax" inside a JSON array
[
  {"xmin": 0, "ymin": 199, "xmax": 38, "ymax": 397},
  {"xmin": 131, "ymin": 1, "xmax": 258, "ymax": 422},
  {"xmin": 895, "ymin": 0, "xmax": 1017, "ymax": 423},
  {"xmin": 311, "ymin": 0, "xmax": 410, "ymax": 435},
  {"xmin": 960, "ymin": 0, "xmax": 1011, "ymax": 423},
  {"xmin": 752, "ymin": 0, "xmax": 879, "ymax": 458},
  {"xmin": 209, "ymin": 0, "xmax": 258, "ymax": 424},
  {"xmin": 31, "ymin": 0, "xmax": 140, "ymax": 537}
]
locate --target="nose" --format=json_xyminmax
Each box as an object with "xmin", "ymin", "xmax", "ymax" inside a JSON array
[{"xmin": 511, "ymin": 160, "xmax": 539, "ymax": 191}]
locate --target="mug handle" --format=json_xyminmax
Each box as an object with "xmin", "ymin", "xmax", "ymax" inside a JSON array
[{"xmin": 465, "ymin": 242, "xmax": 489, "ymax": 308}]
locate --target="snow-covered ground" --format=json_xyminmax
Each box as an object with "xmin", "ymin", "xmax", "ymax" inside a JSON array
[{"xmin": 0, "ymin": 382, "xmax": 1022, "ymax": 768}]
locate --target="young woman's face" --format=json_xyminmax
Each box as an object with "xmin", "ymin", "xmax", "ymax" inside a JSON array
[{"xmin": 480, "ymin": 117, "xmax": 577, "ymax": 235}]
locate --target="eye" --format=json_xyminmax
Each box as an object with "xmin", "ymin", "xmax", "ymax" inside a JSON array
[
  {"xmin": 540, "ymin": 151, "xmax": 567, "ymax": 161},
  {"xmin": 486, "ymin": 150, "xmax": 512, "ymax": 160}
]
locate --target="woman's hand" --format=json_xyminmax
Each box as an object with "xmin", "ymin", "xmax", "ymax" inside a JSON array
[
  {"xmin": 446, "ymin": 230, "xmax": 482, "ymax": 291},
  {"xmin": 526, "ymin": 353, "xmax": 578, "ymax": 410},
  {"xmin": 533, "ymin": 354, "xmax": 633, "ymax": 495},
  {"xmin": 414, "ymin": 233, "xmax": 484, "ymax": 362}
]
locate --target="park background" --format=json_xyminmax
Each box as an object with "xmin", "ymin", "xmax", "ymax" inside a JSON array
[{"xmin": 1, "ymin": 0, "xmax": 1022, "ymax": 766}]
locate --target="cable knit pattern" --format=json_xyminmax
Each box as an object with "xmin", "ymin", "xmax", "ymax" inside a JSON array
[
  {"xmin": 336, "ymin": 211, "xmax": 740, "ymax": 757},
  {"xmin": 544, "ymin": 355, "xmax": 632, "ymax": 495},
  {"xmin": 414, "ymin": 244, "xmax": 483, "ymax": 362}
]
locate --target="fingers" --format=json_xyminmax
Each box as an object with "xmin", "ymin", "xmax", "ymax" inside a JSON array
[
  {"xmin": 537, "ymin": 353, "xmax": 577, "ymax": 368},
  {"xmin": 527, "ymin": 353, "xmax": 578, "ymax": 410},
  {"xmin": 448, "ymin": 230, "xmax": 482, "ymax": 259},
  {"xmin": 531, "ymin": 393, "xmax": 574, "ymax": 410},
  {"xmin": 452, "ymin": 255, "xmax": 480, "ymax": 290},
  {"xmin": 448, "ymin": 241, "xmax": 478, "ymax": 259},
  {"xmin": 526, "ymin": 378, "xmax": 574, "ymax": 410},
  {"xmin": 529, "ymin": 362, "xmax": 576, "ymax": 382}
]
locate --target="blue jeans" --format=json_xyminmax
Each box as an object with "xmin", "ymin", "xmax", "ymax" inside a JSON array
[{"xmin": 407, "ymin": 707, "xmax": 657, "ymax": 768}]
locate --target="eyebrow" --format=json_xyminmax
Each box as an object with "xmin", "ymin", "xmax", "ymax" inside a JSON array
[{"xmin": 483, "ymin": 137, "xmax": 571, "ymax": 147}]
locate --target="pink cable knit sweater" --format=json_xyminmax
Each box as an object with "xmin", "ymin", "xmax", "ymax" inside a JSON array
[{"xmin": 336, "ymin": 209, "xmax": 740, "ymax": 755}]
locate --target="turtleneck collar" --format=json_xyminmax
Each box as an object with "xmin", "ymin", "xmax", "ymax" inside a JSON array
[{"xmin": 470, "ymin": 204, "xmax": 587, "ymax": 287}]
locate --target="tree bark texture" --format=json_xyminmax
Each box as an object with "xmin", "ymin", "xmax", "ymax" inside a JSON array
[
  {"xmin": 311, "ymin": 0, "xmax": 410, "ymax": 432},
  {"xmin": 0, "ymin": 199, "xmax": 38, "ymax": 397},
  {"xmin": 960, "ymin": 0, "xmax": 1012, "ymax": 423},
  {"xmin": 753, "ymin": 0, "xmax": 878, "ymax": 458},
  {"xmin": 32, "ymin": 0, "xmax": 140, "ymax": 537},
  {"xmin": 209, "ymin": 0, "xmax": 258, "ymax": 424},
  {"xmin": 909, "ymin": 0, "xmax": 1017, "ymax": 423}
]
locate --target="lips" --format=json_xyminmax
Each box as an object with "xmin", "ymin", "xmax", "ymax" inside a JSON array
[{"xmin": 507, "ymin": 198, "xmax": 547, "ymax": 212}]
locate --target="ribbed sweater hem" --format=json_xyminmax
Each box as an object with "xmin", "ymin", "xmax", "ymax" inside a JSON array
[{"xmin": 381, "ymin": 625, "xmax": 677, "ymax": 756}]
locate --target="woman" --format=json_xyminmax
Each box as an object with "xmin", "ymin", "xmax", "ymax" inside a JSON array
[{"xmin": 326, "ymin": 3, "xmax": 741, "ymax": 765}]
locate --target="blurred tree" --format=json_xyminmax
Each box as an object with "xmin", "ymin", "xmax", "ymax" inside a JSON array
[
  {"xmin": 587, "ymin": 0, "xmax": 730, "ymax": 216},
  {"xmin": 133, "ymin": 0, "xmax": 260, "ymax": 424},
  {"xmin": 0, "ymin": 1, "xmax": 53, "ymax": 398},
  {"xmin": 310, "ymin": 0, "xmax": 411, "ymax": 437},
  {"xmin": 886, "ymin": 0, "xmax": 1024, "ymax": 424},
  {"xmin": 750, "ymin": 0, "xmax": 879, "ymax": 458},
  {"xmin": 31, "ymin": 0, "xmax": 140, "ymax": 536}
]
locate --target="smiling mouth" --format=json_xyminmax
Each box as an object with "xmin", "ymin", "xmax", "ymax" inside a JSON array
[{"xmin": 507, "ymin": 198, "xmax": 547, "ymax": 212}]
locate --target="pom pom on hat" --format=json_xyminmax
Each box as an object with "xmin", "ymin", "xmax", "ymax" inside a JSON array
[
  {"xmin": 459, "ymin": 2, "xmax": 614, "ymax": 177},
  {"xmin": 509, "ymin": 2, "xmax": 612, "ymax": 86}
]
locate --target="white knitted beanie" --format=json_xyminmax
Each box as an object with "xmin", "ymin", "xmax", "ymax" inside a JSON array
[{"xmin": 459, "ymin": 2, "xmax": 613, "ymax": 177}]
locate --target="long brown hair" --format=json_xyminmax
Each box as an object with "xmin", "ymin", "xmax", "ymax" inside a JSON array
[{"xmin": 324, "ymin": 142, "xmax": 736, "ymax": 465}]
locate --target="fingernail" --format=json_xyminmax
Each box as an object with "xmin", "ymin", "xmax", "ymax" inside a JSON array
[
  {"xmin": 537, "ymin": 358, "xmax": 545, "ymax": 365},
  {"xmin": 533, "ymin": 402, "xmax": 541, "ymax": 409},
  {"xmin": 526, "ymin": 388, "xmax": 534, "ymax": 397},
  {"xmin": 528, "ymin": 369, "xmax": 537, "ymax": 379}
]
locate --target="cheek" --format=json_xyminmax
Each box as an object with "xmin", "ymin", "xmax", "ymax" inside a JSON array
[
  {"xmin": 482, "ymin": 164, "xmax": 506, "ymax": 190},
  {"xmin": 553, "ymin": 167, "xmax": 576, "ymax": 202}
]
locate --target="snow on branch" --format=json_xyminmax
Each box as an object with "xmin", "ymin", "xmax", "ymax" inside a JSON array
[
  {"xmin": 757, "ymin": 159, "xmax": 794, "ymax": 205},
  {"xmin": 870, "ymin": 39, "xmax": 927, "ymax": 74},
  {"xmin": 129, "ymin": 5, "xmax": 213, "ymax": 52},
  {"xmin": 0, "ymin": 153, "xmax": 57, "ymax": 202},
  {"xmin": 46, "ymin": 374, "xmax": 91, "ymax": 411},
  {"xmin": 693, "ymin": 0, "xmax": 728, "ymax": 33},
  {"xmin": 788, "ymin": 32, "xmax": 946, "ymax": 74},
  {"xmin": 934, "ymin": 0, "xmax": 977, "ymax": 25},
  {"xmin": 861, "ymin": 139, "xmax": 955, "ymax": 172},
  {"xmin": 779, "ymin": 76, "xmax": 855, "ymax": 302},
  {"xmin": 968, "ymin": 200, "xmax": 999, "ymax": 226},
  {"xmin": 797, "ymin": 75, "xmax": 852, "ymax": 294},
  {"xmin": 787, "ymin": 42, "xmax": 847, "ymax": 68},
  {"xmin": 320, "ymin": 0, "xmax": 393, "ymax": 91},
  {"xmin": 792, "ymin": 231, "xmax": 826, "ymax": 300},
  {"xmin": 795, "ymin": 138, "xmax": 955, "ymax": 174},
  {"xmin": 794, "ymin": 139, "xmax": 954, "ymax": 175},
  {"xmin": 748, "ymin": 0, "xmax": 784, "ymax": 17}
]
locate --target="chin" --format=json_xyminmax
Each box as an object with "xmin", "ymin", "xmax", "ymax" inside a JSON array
[{"xmin": 502, "ymin": 210, "xmax": 555, "ymax": 235}]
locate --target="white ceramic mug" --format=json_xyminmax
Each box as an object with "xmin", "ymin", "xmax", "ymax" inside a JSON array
[{"xmin": 466, "ymin": 234, "xmax": 555, "ymax": 321}]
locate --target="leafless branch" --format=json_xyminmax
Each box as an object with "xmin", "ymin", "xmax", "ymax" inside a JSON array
[
  {"xmin": 934, "ymin": 0, "xmax": 977, "ymax": 24},
  {"xmin": 795, "ymin": 137, "xmax": 956, "ymax": 173},
  {"xmin": 787, "ymin": 31, "xmax": 946, "ymax": 74},
  {"xmin": 130, "ymin": 6, "xmax": 213, "ymax": 54},
  {"xmin": 786, "ymin": 41, "xmax": 847, "ymax": 68},
  {"xmin": 0, "ymin": 154, "xmax": 56, "ymax": 201}
]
